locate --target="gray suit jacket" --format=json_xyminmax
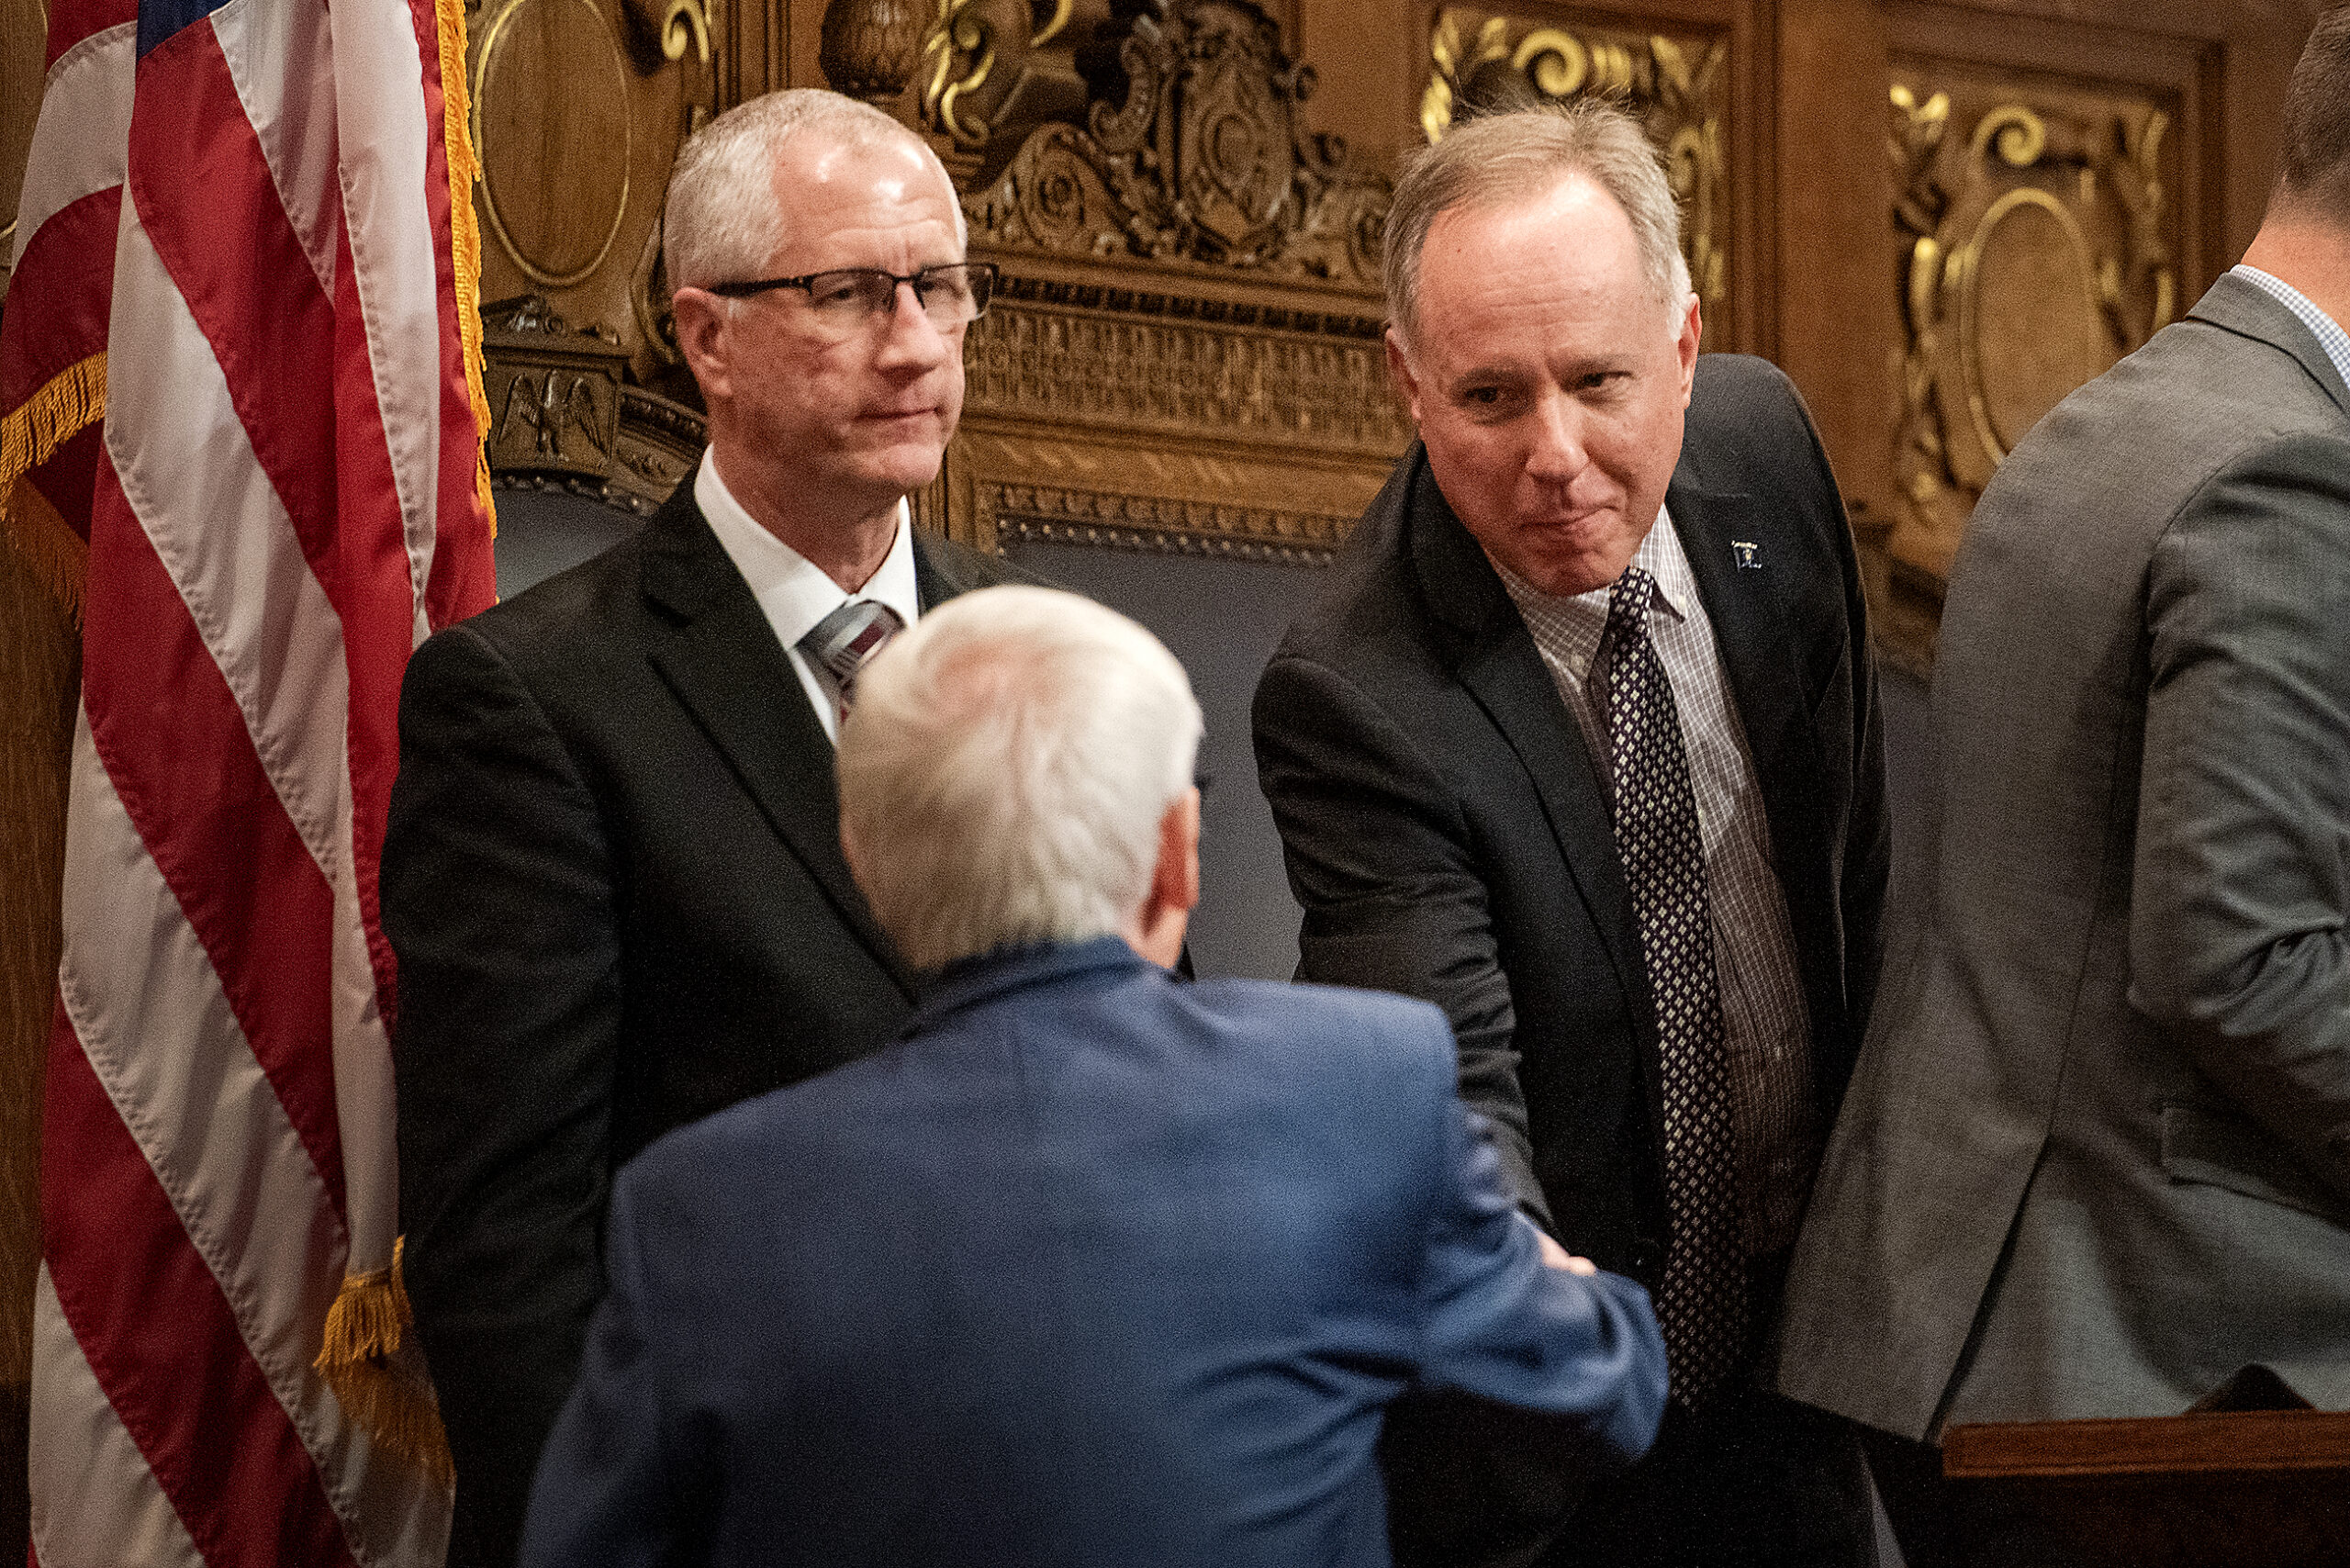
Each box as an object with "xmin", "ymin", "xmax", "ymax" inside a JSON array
[{"xmin": 1776, "ymin": 274, "xmax": 2350, "ymax": 1440}]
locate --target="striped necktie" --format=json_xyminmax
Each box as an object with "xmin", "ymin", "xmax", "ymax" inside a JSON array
[{"xmin": 799, "ymin": 599, "xmax": 904, "ymax": 721}]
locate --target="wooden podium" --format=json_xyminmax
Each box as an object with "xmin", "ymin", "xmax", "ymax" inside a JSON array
[{"xmin": 1943, "ymin": 1406, "xmax": 2350, "ymax": 1567}]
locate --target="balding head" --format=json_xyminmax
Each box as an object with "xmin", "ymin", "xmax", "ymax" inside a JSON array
[{"xmin": 663, "ymin": 88, "xmax": 966, "ymax": 296}]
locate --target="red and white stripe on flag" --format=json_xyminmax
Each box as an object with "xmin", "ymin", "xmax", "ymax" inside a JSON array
[
  {"xmin": 24, "ymin": 0, "xmax": 497, "ymax": 1551},
  {"xmin": 0, "ymin": 0, "xmax": 132, "ymax": 606}
]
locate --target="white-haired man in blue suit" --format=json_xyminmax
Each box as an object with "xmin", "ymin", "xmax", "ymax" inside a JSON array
[{"xmin": 518, "ymin": 584, "xmax": 1667, "ymax": 1568}]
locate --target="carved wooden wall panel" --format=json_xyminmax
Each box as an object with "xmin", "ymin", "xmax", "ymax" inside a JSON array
[
  {"xmin": 946, "ymin": 287, "xmax": 1399, "ymax": 565},
  {"xmin": 1418, "ymin": 2, "xmax": 1744, "ymax": 350},
  {"xmin": 479, "ymin": 294, "xmax": 709, "ymax": 523},
  {"xmin": 1872, "ymin": 2, "xmax": 2217, "ymax": 671},
  {"xmin": 466, "ymin": 0, "xmax": 715, "ymax": 394},
  {"xmin": 929, "ymin": 0, "xmax": 1405, "ymax": 561}
]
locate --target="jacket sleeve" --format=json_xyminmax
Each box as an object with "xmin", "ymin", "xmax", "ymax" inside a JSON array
[
  {"xmin": 2132, "ymin": 429, "xmax": 2350, "ymax": 1204},
  {"xmin": 1253, "ymin": 653, "xmax": 1546, "ymax": 1220},
  {"xmin": 1416, "ymin": 1102, "xmax": 1665, "ymax": 1456},
  {"xmin": 1383, "ymin": 1087, "xmax": 1667, "ymax": 1568},
  {"xmin": 515, "ymin": 1177, "xmax": 705, "ymax": 1568},
  {"xmin": 1792, "ymin": 373, "xmax": 1893, "ymax": 1057},
  {"xmin": 384, "ymin": 620, "xmax": 623, "ymax": 1568}
]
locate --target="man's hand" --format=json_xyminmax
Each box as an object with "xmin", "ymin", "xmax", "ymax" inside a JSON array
[{"xmin": 1534, "ymin": 1226, "xmax": 1598, "ymax": 1276}]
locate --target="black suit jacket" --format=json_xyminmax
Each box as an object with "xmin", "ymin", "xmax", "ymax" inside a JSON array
[
  {"xmin": 383, "ymin": 478, "xmax": 1022, "ymax": 1568},
  {"xmin": 1252, "ymin": 353, "xmax": 1888, "ymax": 1290}
]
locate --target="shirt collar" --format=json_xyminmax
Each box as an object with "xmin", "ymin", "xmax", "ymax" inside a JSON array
[
  {"xmin": 1494, "ymin": 505, "xmax": 1693, "ymax": 675},
  {"xmin": 2230, "ymin": 264, "xmax": 2350, "ymax": 397},
  {"xmin": 694, "ymin": 447, "xmax": 922, "ymax": 650}
]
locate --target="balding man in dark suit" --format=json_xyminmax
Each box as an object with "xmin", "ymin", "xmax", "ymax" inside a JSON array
[{"xmin": 1255, "ymin": 101, "xmax": 1887, "ymax": 1566}]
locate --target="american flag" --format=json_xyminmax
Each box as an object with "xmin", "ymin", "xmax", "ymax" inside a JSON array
[{"xmin": 10, "ymin": 0, "xmax": 498, "ymax": 1552}]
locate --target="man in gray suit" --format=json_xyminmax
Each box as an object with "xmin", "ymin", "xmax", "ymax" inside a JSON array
[{"xmin": 1776, "ymin": 15, "xmax": 2350, "ymax": 1564}]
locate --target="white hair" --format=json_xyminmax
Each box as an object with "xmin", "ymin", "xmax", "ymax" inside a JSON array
[
  {"xmin": 837, "ymin": 586, "xmax": 1203, "ymax": 972},
  {"xmin": 663, "ymin": 88, "xmax": 968, "ymax": 296}
]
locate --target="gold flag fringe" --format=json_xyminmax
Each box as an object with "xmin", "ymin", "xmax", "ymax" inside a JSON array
[
  {"xmin": 307, "ymin": 0, "xmax": 498, "ymax": 1491},
  {"xmin": 0, "ymin": 353, "xmax": 106, "ymax": 619},
  {"xmin": 438, "ymin": 0, "xmax": 497, "ymax": 537},
  {"xmin": 315, "ymin": 1236, "xmax": 455, "ymax": 1488}
]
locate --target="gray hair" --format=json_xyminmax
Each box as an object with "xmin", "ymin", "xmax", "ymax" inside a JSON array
[
  {"xmin": 2276, "ymin": 8, "xmax": 2350, "ymax": 224},
  {"xmin": 837, "ymin": 586, "xmax": 1203, "ymax": 971},
  {"xmin": 664, "ymin": 88, "xmax": 967, "ymax": 296},
  {"xmin": 1383, "ymin": 98, "xmax": 1691, "ymax": 348}
]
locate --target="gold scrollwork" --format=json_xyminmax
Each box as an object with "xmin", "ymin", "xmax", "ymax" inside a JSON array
[
  {"xmin": 1969, "ymin": 104, "xmax": 2045, "ymax": 168},
  {"xmin": 1422, "ymin": 9, "xmax": 1729, "ymax": 319},
  {"xmin": 1511, "ymin": 30, "xmax": 1584, "ymax": 98},
  {"xmin": 661, "ymin": 0, "xmax": 708, "ymax": 63},
  {"xmin": 962, "ymin": 1, "xmax": 1392, "ymax": 286},
  {"xmin": 1029, "ymin": 0, "xmax": 1072, "ymax": 48},
  {"xmin": 1886, "ymin": 72, "xmax": 2179, "ymax": 610},
  {"xmin": 1422, "ymin": 13, "xmax": 1505, "ymax": 142},
  {"xmin": 924, "ymin": 0, "xmax": 997, "ymax": 148}
]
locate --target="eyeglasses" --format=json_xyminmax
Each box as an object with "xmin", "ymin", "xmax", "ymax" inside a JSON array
[{"xmin": 709, "ymin": 263, "xmax": 998, "ymax": 337}]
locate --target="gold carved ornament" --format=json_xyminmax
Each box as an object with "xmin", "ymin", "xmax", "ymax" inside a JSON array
[
  {"xmin": 1421, "ymin": 9, "xmax": 1728, "ymax": 318},
  {"xmin": 926, "ymin": 1, "xmax": 1404, "ymax": 561},
  {"xmin": 1889, "ymin": 80, "xmax": 2174, "ymax": 581},
  {"xmin": 951, "ymin": 0, "xmax": 1391, "ymax": 286},
  {"xmin": 625, "ymin": 0, "xmax": 712, "ymax": 378},
  {"xmin": 661, "ymin": 0, "xmax": 710, "ymax": 66},
  {"xmin": 924, "ymin": 0, "xmax": 997, "ymax": 148}
]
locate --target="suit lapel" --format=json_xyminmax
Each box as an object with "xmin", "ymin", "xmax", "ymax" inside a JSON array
[
  {"xmin": 1403, "ymin": 455, "xmax": 1655, "ymax": 1045},
  {"xmin": 1670, "ymin": 471, "xmax": 1842, "ymax": 1048},
  {"xmin": 1670, "ymin": 479, "xmax": 1826, "ymax": 861},
  {"xmin": 638, "ymin": 488, "xmax": 912, "ymax": 992}
]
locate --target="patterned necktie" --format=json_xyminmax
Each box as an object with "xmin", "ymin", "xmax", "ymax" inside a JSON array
[
  {"xmin": 1603, "ymin": 565, "xmax": 1747, "ymax": 1406},
  {"xmin": 799, "ymin": 599, "xmax": 904, "ymax": 721}
]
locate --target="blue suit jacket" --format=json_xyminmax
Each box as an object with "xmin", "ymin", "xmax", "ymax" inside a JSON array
[{"xmin": 518, "ymin": 937, "xmax": 1665, "ymax": 1568}]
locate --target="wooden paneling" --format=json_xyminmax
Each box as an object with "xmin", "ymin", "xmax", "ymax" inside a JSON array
[
  {"xmin": 0, "ymin": 10, "xmax": 2332, "ymax": 1548},
  {"xmin": 0, "ymin": 524, "xmax": 73, "ymax": 1568},
  {"xmin": 932, "ymin": 0, "xmax": 1404, "ymax": 558},
  {"xmin": 1416, "ymin": 0, "xmax": 1760, "ymax": 354},
  {"xmin": 466, "ymin": 0, "xmax": 717, "ymax": 394},
  {"xmin": 1771, "ymin": 0, "xmax": 1899, "ymax": 558},
  {"xmin": 1873, "ymin": 4, "xmax": 2217, "ymax": 665},
  {"xmin": 1943, "ymin": 1408, "xmax": 2350, "ymax": 1568},
  {"xmin": 0, "ymin": 0, "xmax": 42, "ymax": 297}
]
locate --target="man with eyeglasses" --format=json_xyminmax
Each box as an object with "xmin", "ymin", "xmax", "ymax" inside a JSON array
[{"xmin": 382, "ymin": 89, "xmax": 1024, "ymax": 1568}]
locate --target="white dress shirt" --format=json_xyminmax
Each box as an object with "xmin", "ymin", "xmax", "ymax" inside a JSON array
[
  {"xmin": 695, "ymin": 447, "xmax": 921, "ymax": 742},
  {"xmin": 1496, "ymin": 510, "xmax": 1820, "ymax": 1257}
]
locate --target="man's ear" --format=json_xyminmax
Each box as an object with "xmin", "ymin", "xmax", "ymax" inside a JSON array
[
  {"xmin": 671, "ymin": 286, "xmax": 733, "ymax": 408},
  {"xmin": 1155, "ymin": 786, "xmax": 1202, "ymax": 915},
  {"xmin": 1673, "ymin": 292, "xmax": 1701, "ymax": 409},
  {"xmin": 1384, "ymin": 326, "xmax": 1426, "ymax": 429}
]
